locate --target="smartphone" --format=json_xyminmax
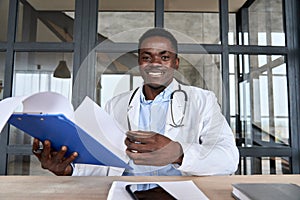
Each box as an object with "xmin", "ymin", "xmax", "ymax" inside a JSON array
[{"xmin": 125, "ymin": 183, "xmax": 177, "ymax": 200}]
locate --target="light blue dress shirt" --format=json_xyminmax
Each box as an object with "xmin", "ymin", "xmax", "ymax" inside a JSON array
[{"xmin": 123, "ymin": 82, "xmax": 182, "ymax": 180}]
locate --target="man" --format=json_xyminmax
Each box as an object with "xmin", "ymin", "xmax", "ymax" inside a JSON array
[{"xmin": 32, "ymin": 28, "xmax": 239, "ymax": 176}]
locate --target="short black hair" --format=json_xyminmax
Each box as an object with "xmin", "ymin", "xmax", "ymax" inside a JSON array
[{"xmin": 138, "ymin": 28, "xmax": 178, "ymax": 55}]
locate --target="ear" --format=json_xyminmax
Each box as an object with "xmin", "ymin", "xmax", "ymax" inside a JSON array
[{"xmin": 174, "ymin": 57, "xmax": 180, "ymax": 70}]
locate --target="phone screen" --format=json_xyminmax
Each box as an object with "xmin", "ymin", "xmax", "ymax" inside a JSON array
[{"xmin": 125, "ymin": 184, "xmax": 177, "ymax": 200}]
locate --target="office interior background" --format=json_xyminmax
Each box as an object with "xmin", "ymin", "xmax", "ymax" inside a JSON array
[{"xmin": 0, "ymin": 0, "xmax": 299, "ymax": 175}]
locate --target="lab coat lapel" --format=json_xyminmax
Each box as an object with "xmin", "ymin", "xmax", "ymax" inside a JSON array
[{"xmin": 127, "ymin": 87, "xmax": 141, "ymax": 131}]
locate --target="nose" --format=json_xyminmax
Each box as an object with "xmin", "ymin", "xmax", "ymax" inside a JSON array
[{"xmin": 152, "ymin": 56, "xmax": 162, "ymax": 65}]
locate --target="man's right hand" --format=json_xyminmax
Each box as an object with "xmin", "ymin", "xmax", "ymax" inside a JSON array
[{"xmin": 32, "ymin": 138, "xmax": 78, "ymax": 176}]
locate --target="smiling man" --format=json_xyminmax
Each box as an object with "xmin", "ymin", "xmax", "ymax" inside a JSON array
[
  {"xmin": 138, "ymin": 34, "xmax": 179, "ymax": 92},
  {"xmin": 32, "ymin": 28, "xmax": 239, "ymax": 177}
]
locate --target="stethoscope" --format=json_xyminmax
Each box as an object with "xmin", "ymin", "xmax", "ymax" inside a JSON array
[
  {"xmin": 127, "ymin": 84, "xmax": 188, "ymax": 130},
  {"xmin": 170, "ymin": 84, "xmax": 188, "ymax": 127}
]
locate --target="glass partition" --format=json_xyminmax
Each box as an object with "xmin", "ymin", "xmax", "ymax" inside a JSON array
[
  {"xmin": 239, "ymin": 156, "xmax": 290, "ymax": 175},
  {"xmin": 0, "ymin": 52, "xmax": 5, "ymax": 100},
  {"xmin": 228, "ymin": 13, "xmax": 237, "ymax": 45},
  {"xmin": 7, "ymin": 51, "xmax": 73, "ymax": 175},
  {"xmin": 97, "ymin": 52, "xmax": 222, "ymax": 107},
  {"xmin": 238, "ymin": 54, "xmax": 289, "ymax": 174},
  {"xmin": 229, "ymin": 55, "xmax": 237, "ymax": 133},
  {"xmin": 7, "ymin": 155, "xmax": 53, "ymax": 175},
  {"xmin": 165, "ymin": 12, "xmax": 220, "ymax": 44},
  {"xmin": 16, "ymin": 0, "xmax": 75, "ymax": 42},
  {"xmin": 98, "ymin": 12, "xmax": 154, "ymax": 43},
  {"xmin": 0, "ymin": 0, "xmax": 9, "ymax": 42},
  {"xmin": 164, "ymin": 0, "xmax": 220, "ymax": 44},
  {"xmin": 13, "ymin": 52, "xmax": 73, "ymax": 98},
  {"xmin": 97, "ymin": 0, "xmax": 154, "ymax": 43},
  {"xmin": 240, "ymin": 55, "xmax": 289, "ymax": 147},
  {"xmin": 248, "ymin": 0, "xmax": 285, "ymax": 46}
]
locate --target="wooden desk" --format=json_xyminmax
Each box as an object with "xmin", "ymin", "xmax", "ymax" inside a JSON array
[{"xmin": 0, "ymin": 175, "xmax": 299, "ymax": 199}]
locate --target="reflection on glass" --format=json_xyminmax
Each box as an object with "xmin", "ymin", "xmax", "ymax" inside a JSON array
[
  {"xmin": 96, "ymin": 51, "xmax": 222, "ymax": 107},
  {"xmin": 272, "ymin": 66, "xmax": 288, "ymax": 145},
  {"xmin": 99, "ymin": 54, "xmax": 222, "ymax": 107},
  {"xmin": 238, "ymin": 54, "xmax": 289, "ymax": 174},
  {"xmin": 16, "ymin": 1, "xmax": 75, "ymax": 42},
  {"xmin": 239, "ymin": 156, "xmax": 290, "ymax": 175},
  {"xmin": 9, "ymin": 52, "xmax": 73, "ymax": 154},
  {"xmin": 165, "ymin": 13, "xmax": 220, "ymax": 44},
  {"xmin": 98, "ymin": 12, "xmax": 154, "ymax": 43},
  {"xmin": 240, "ymin": 55, "xmax": 289, "ymax": 145},
  {"xmin": 229, "ymin": 75, "xmax": 236, "ymax": 116},
  {"xmin": 0, "ymin": 0, "xmax": 9, "ymax": 41},
  {"xmin": 249, "ymin": 0, "xmax": 285, "ymax": 46},
  {"xmin": 13, "ymin": 52, "xmax": 73, "ymax": 99},
  {"xmin": 7, "ymin": 155, "xmax": 53, "ymax": 175},
  {"xmin": 100, "ymin": 74, "xmax": 130, "ymax": 106},
  {"xmin": 0, "ymin": 52, "xmax": 5, "ymax": 100},
  {"xmin": 229, "ymin": 54, "xmax": 237, "ymax": 132},
  {"xmin": 229, "ymin": 14, "xmax": 236, "ymax": 45},
  {"xmin": 240, "ymin": 81, "xmax": 251, "ymax": 139}
]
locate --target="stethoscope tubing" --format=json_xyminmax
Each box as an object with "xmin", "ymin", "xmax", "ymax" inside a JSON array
[
  {"xmin": 127, "ymin": 84, "xmax": 188, "ymax": 130},
  {"xmin": 170, "ymin": 84, "xmax": 188, "ymax": 127}
]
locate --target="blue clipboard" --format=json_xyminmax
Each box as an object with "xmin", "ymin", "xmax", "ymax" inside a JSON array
[{"xmin": 8, "ymin": 113, "xmax": 131, "ymax": 169}]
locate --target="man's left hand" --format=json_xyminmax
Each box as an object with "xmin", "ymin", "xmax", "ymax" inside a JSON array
[{"xmin": 125, "ymin": 130, "xmax": 183, "ymax": 166}]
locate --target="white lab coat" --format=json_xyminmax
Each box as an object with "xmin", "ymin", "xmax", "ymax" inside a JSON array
[{"xmin": 73, "ymin": 79, "xmax": 239, "ymax": 176}]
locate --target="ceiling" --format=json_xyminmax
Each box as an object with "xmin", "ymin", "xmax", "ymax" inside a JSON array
[{"xmin": 27, "ymin": 0, "xmax": 246, "ymax": 12}]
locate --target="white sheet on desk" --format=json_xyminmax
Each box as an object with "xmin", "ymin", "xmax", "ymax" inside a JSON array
[{"xmin": 107, "ymin": 180, "xmax": 209, "ymax": 200}]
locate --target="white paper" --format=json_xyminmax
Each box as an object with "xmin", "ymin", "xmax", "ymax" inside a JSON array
[
  {"xmin": 74, "ymin": 96, "xmax": 128, "ymax": 161},
  {"xmin": 22, "ymin": 92, "xmax": 74, "ymax": 120},
  {"xmin": 107, "ymin": 180, "xmax": 209, "ymax": 200},
  {"xmin": 0, "ymin": 96, "xmax": 28, "ymax": 132},
  {"xmin": 0, "ymin": 92, "xmax": 74, "ymax": 133},
  {"xmin": 0, "ymin": 92, "xmax": 129, "ymax": 165}
]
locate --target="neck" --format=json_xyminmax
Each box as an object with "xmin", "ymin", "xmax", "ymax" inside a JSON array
[{"xmin": 143, "ymin": 84, "xmax": 166, "ymax": 100}]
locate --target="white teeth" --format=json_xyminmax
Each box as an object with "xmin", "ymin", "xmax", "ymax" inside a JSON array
[{"xmin": 148, "ymin": 72, "xmax": 163, "ymax": 76}]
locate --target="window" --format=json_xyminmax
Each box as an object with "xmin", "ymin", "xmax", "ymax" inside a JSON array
[
  {"xmin": 248, "ymin": 0, "xmax": 285, "ymax": 46},
  {"xmin": 0, "ymin": 0, "xmax": 9, "ymax": 42}
]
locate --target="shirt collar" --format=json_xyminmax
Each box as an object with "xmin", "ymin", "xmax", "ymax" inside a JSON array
[{"xmin": 140, "ymin": 81, "xmax": 174, "ymax": 104}]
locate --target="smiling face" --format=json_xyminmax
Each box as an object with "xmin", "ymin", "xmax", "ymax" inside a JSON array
[{"xmin": 138, "ymin": 36, "xmax": 179, "ymax": 90}]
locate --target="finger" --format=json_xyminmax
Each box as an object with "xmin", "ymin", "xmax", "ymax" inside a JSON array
[
  {"xmin": 126, "ymin": 150, "xmax": 152, "ymax": 165},
  {"xmin": 125, "ymin": 138, "xmax": 153, "ymax": 153},
  {"xmin": 128, "ymin": 144, "xmax": 153, "ymax": 153},
  {"xmin": 41, "ymin": 140, "xmax": 51, "ymax": 160},
  {"xmin": 126, "ymin": 149, "xmax": 153, "ymax": 160},
  {"xmin": 63, "ymin": 152, "xmax": 78, "ymax": 164},
  {"xmin": 32, "ymin": 138, "xmax": 42, "ymax": 153},
  {"xmin": 55, "ymin": 146, "xmax": 68, "ymax": 160},
  {"xmin": 125, "ymin": 138, "xmax": 139, "ymax": 153},
  {"xmin": 126, "ymin": 149, "xmax": 141, "ymax": 160},
  {"xmin": 32, "ymin": 138, "xmax": 40, "ymax": 150},
  {"xmin": 126, "ymin": 131, "xmax": 155, "ymax": 141},
  {"xmin": 56, "ymin": 152, "xmax": 78, "ymax": 176},
  {"xmin": 125, "ymin": 136, "xmax": 143, "ymax": 148},
  {"xmin": 32, "ymin": 138, "xmax": 43, "ymax": 159},
  {"xmin": 126, "ymin": 130, "xmax": 154, "ymax": 139},
  {"xmin": 126, "ymin": 135, "xmax": 155, "ymax": 145},
  {"xmin": 124, "ymin": 137, "xmax": 131, "ymax": 146},
  {"xmin": 125, "ymin": 137, "xmax": 140, "ymax": 147}
]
